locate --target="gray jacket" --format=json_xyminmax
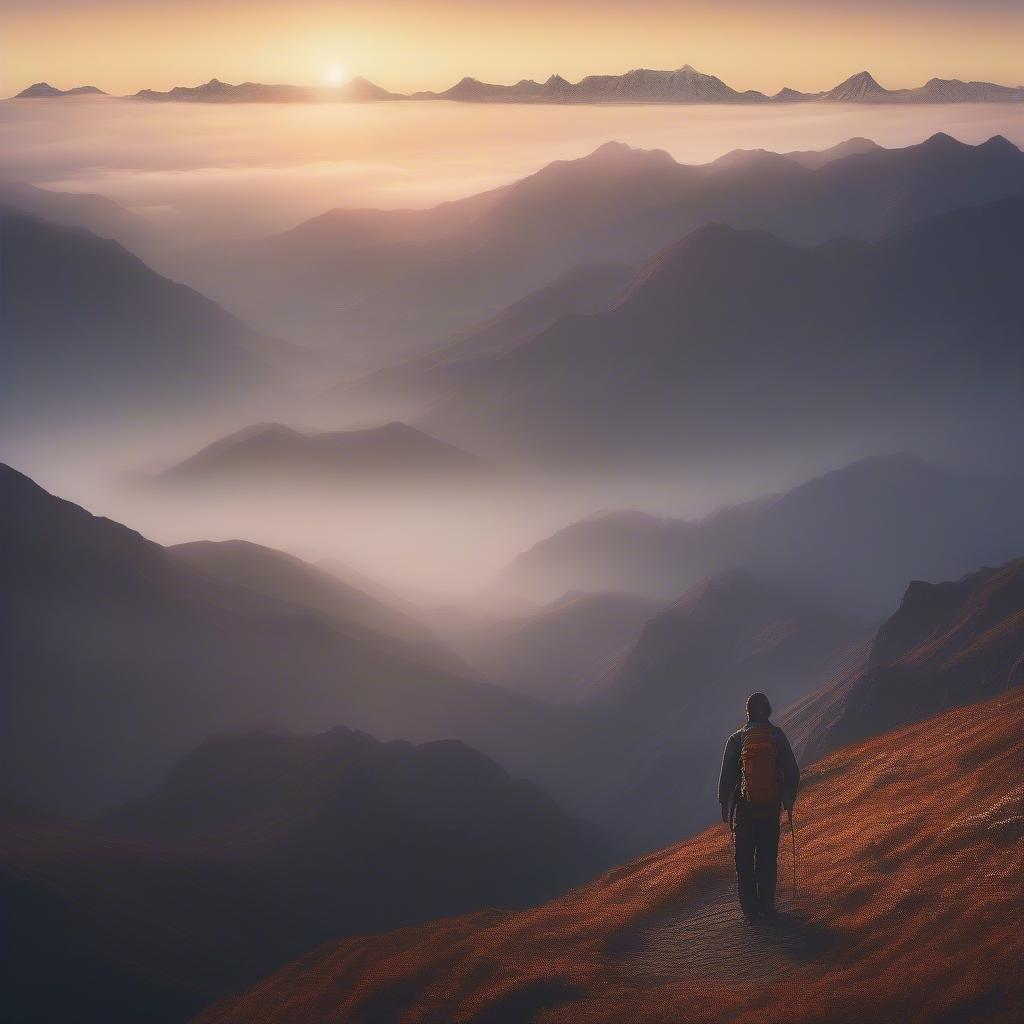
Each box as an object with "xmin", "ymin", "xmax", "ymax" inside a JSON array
[{"xmin": 718, "ymin": 721, "xmax": 800, "ymax": 814}]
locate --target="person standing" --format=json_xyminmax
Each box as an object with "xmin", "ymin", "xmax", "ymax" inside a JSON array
[{"xmin": 718, "ymin": 692, "xmax": 800, "ymax": 923}]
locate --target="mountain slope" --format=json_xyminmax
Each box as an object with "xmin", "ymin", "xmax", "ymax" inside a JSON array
[
  {"xmin": 329, "ymin": 262, "xmax": 636, "ymax": 418},
  {"xmin": 502, "ymin": 456, "xmax": 1024, "ymax": 617},
  {"xmin": 420, "ymin": 196, "xmax": 1024, "ymax": 467},
  {"xmin": 0, "ymin": 727, "xmax": 606, "ymax": 1024},
  {"xmin": 193, "ymin": 687, "xmax": 1024, "ymax": 1024},
  {"xmin": 0, "ymin": 212, "xmax": 281, "ymax": 430},
  {"xmin": 0, "ymin": 464, "xmax": 558, "ymax": 814},
  {"xmin": 446, "ymin": 591, "xmax": 664, "ymax": 703},
  {"xmin": 0, "ymin": 182, "xmax": 156, "ymax": 253},
  {"xmin": 793, "ymin": 558, "xmax": 1024, "ymax": 761},
  {"xmin": 167, "ymin": 539, "xmax": 459, "ymax": 667},
  {"xmin": 821, "ymin": 70, "xmax": 892, "ymax": 101}
]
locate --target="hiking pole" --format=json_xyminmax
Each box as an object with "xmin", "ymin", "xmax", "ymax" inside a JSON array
[{"xmin": 787, "ymin": 808, "xmax": 797, "ymax": 904}]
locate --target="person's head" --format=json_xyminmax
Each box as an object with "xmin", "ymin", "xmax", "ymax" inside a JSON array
[{"xmin": 746, "ymin": 692, "xmax": 772, "ymax": 723}]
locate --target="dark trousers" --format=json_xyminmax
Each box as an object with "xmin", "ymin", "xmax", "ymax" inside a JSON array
[{"xmin": 733, "ymin": 803, "xmax": 780, "ymax": 920}]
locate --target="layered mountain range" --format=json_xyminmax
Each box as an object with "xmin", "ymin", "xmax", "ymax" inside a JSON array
[
  {"xmin": 0, "ymin": 464, "xmax": 571, "ymax": 814},
  {"xmin": 501, "ymin": 455, "xmax": 1024, "ymax": 617},
  {"xmin": 14, "ymin": 67, "xmax": 1023, "ymax": 103},
  {"xmin": 4, "ymin": 454, "xmax": 1021, "ymax": 1024},
  {"xmin": 132, "ymin": 76, "xmax": 398, "ymax": 102},
  {"xmin": 175, "ymin": 133, "xmax": 1024, "ymax": 369},
  {"xmin": 415, "ymin": 193, "xmax": 1024, "ymax": 467}
]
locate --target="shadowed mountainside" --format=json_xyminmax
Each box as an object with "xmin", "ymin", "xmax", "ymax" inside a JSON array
[
  {"xmin": 502, "ymin": 455, "xmax": 1024, "ymax": 617},
  {"xmin": 419, "ymin": 194, "xmax": 1024, "ymax": 466},
  {"xmin": 787, "ymin": 558, "xmax": 1024, "ymax": 761},
  {"xmin": 0, "ymin": 727, "xmax": 606, "ymax": 1024},
  {"xmin": 0, "ymin": 181, "xmax": 157, "ymax": 254},
  {"xmin": 178, "ymin": 134, "xmax": 1024, "ymax": 363},
  {"xmin": 329, "ymin": 261, "xmax": 637, "ymax": 418},
  {"xmin": 191, "ymin": 688, "xmax": 1024, "ymax": 1024},
  {"xmin": 0, "ymin": 212, "xmax": 283, "ymax": 432}
]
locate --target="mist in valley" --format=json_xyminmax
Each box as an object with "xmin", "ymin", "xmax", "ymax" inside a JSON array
[{"xmin": 3, "ymin": 82, "xmax": 1024, "ymax": 1024}]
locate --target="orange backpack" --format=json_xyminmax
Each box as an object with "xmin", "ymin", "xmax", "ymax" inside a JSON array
[{"xmin": 740, "ymin": 724, "xmax": 781, "ymax": 809}]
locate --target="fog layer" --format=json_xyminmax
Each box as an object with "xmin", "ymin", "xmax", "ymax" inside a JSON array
[{"xmin": 1, "ymin": 97, "xmax": 1021, "ymax": 243}]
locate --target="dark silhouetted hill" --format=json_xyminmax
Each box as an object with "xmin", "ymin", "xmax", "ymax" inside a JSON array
[{"xmin": 0, "ymin": 727, "xmax": 605, "ymax": 1024}]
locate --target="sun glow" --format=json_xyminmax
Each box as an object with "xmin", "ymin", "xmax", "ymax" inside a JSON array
[{"xmin": 325, "ymin": 63, "xmax": 347, "ymax": 87}]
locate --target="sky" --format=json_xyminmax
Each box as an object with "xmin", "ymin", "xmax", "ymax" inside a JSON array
[{"xmin": 2, "ymin": 0, "xmax": 1022, "ymax": 97}]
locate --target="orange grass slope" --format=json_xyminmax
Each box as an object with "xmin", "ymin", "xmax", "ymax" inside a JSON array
[{"xmin": 195, "ymin": 690, "xmax": 1024, "ymax": 1024}]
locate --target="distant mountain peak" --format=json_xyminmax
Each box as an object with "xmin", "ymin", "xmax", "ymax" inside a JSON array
[
  {"xmin": 158, "ymin": 420, "xmax": 492, "ymax": 485},
  {"xmin": 823, "ymin": 70, "xmax": 891, "ymax": 101},
  {"xmin": 14, "ymin": 82, "xmax": 105, "ymax": 98}
]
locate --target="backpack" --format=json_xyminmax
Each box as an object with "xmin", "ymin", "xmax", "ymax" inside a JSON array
[{"xmin": 739, "ymin": 724, "xmax": 781, "ymax": 809}]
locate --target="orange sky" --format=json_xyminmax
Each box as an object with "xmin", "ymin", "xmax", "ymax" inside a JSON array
[{"xmin": 3, "ymin": 0, "xmax": 1022, "ymax": 97}]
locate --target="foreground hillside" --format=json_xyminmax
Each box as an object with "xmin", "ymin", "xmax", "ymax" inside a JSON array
[{"xmin": 195, "ymin": 688, "xmax": 1024, "ymax": 1024}]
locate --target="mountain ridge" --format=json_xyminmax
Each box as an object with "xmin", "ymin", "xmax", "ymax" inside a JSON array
[
  {"xmin": 179, "ymin": 132, "xmax": 1024, "ymax": 360},
  {"xmin": 155, "ymin": 421, "xmax": 493, "ymax": 487},
  {"xmin": 17, "ymin": 67, "xmax": 1023, "ymax": 103}
]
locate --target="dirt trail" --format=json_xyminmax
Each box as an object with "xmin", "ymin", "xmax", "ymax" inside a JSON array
[{"xmin": 610, "ymin": 861, "xmax": 839, "ymax": 986}]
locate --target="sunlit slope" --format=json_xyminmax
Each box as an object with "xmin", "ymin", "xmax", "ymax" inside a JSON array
[{"xmin": 195, "ymin": 688, "xmax": 1024, "ymax": 1024}]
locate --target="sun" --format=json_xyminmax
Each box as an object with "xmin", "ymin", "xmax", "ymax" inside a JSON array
[{"xmin": 324, "ymin": 64, "xmax": 347, "ymax": 87}]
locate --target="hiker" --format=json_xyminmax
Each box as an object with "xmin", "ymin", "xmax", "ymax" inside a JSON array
[{"xmin": 718, "ymin": 692, "xmax": 800, "ymax": 923}]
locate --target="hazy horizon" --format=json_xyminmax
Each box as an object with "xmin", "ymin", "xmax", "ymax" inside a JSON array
[
  {"xmin": 5, "ymin": 0, "xmax": 1023, "ymax": 98},
  {"xmin": 2, "ymin": 98, "xmax": 1022, "ymax": 244}
]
